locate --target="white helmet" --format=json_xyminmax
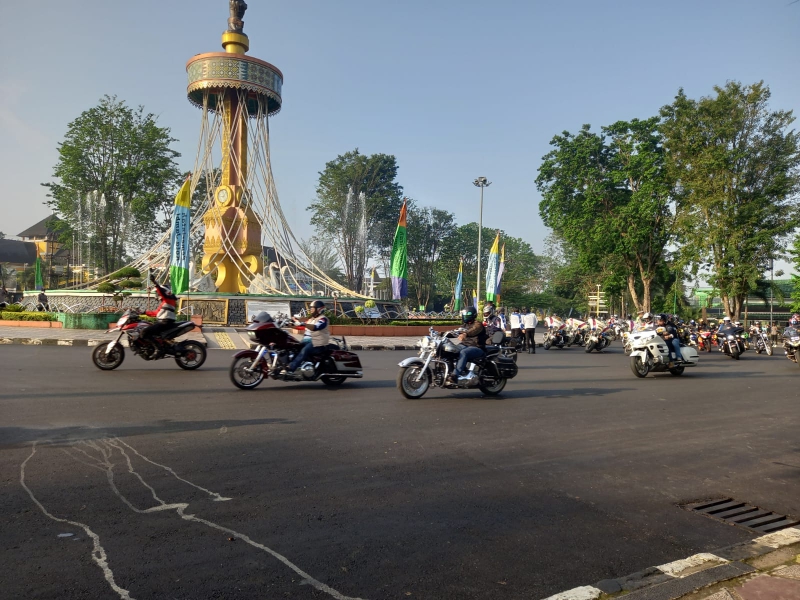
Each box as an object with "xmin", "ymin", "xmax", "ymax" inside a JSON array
[
  {"xmin": 643, "ymin": 312, "xmax": 652, "ymax": 320},
  {"xmin": 723, "ymin": 316, "xmax": 731, "ymax": 322}
]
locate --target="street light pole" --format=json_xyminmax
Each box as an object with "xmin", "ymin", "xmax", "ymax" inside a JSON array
[
  {"xmin": 473, "ymin": 177, "xmax": 491, "ymax": 308},
  {"xmin": 770, "ymin": 258, "xmax": 774, "ymax": 329}
]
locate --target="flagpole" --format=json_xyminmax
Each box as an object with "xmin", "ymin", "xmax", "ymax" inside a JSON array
[{"xmin": 473, "ymin": 177, "xmax": 491, "ymax": 308}]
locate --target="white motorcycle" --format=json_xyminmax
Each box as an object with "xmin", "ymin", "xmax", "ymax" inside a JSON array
[{"xmin": 629, "ymin": 328, "xmax": 699, "ymax": 378}]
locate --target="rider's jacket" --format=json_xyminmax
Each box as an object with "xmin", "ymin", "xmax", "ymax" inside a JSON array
[
  {"xmin": 484, "ymin": 315, "xmax": 504, "ymax": 338},
  {"xmin": 461, "ymin": 321, "xmax": 486, "ymax": 349},
  {"xmin": 636, "ymin": 320, "xmax": 654, "ymax": 332},
  {"xmin": 304, "ymin": 315, "xmax": 330, "ymax": 347},
  {"xmin": 146, "ymin": 283, "xmax": 177, "ymax": 321}
]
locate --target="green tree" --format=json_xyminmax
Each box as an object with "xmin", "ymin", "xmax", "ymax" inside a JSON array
[
  {"xmin": 43, "ymin": 95, "xmax": 181, "ymax": 275},
  {"xmin": 298, "ymin": 236, "xmax": 345, "ymax": 284},
  {"xmin": 536, "ymin": 119, "xmax": 672, "ymax": 313},
  {"xmin": 661, "ymin": 81, "xmax": 800, "ymax": 319},
  {"xmin": 311, "ymin": 149, "xmax": 404, "ymax": 291},
  {"xmin": 407, "ymin": 205, "xmax": 456, "ymax": 309}
]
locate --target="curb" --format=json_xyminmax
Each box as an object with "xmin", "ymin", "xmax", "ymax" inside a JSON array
[{"xmin": 542, "ymin": 527, "xmax": 800, "ymax": 600}]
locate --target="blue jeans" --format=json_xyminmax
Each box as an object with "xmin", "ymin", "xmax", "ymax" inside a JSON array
[
  {"xmin": 289, "ymin": 343, "xmax": 323, "ymax": 371},
  {"xmin": 455, "ymin": 346, "xmax": 485, "ymax": 376},
  {"xmin": 669, "ymin": 338, "xmax": 682, "ymax": 361}
]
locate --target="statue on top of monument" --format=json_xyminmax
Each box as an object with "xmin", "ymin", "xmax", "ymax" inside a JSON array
[{"xmin": 228, "ymin": 0, "xmax": 248, "ymax": 33}]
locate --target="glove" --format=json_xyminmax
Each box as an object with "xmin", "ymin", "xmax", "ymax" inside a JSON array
[{"xmin": 149, "ymin": 274, "xmax": 157, "ymax": 283}]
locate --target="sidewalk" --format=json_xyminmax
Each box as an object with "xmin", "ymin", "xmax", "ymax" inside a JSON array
[
  {"xmin": 0, "ymin": 323, "xmax": 544, "ymax": 351},
  {"xmin": 543, "ymin": 527, "xmax": 800, "ymax": 600}
]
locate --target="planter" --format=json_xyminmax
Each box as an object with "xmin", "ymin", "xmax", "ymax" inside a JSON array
[
  {"xmin": 330, "ymin": 325, "xmax": 452, "ymax": 337},
  {"xmin": 57, "ymin": 313, "xmax": 121, "ymax": 330},
  {"xmin": 0, "ymin": 319, "xmax": 63, "ymax": 328}
]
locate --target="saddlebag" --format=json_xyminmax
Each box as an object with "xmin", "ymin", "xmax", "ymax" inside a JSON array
[{"xmin": 494, "ymin": 356, "xmax": 518, "ymax": 378}]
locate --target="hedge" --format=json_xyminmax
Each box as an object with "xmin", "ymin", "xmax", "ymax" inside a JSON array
[{"xmin": 0, "ymin": 311, "xmax": 58, "ymax": 322}]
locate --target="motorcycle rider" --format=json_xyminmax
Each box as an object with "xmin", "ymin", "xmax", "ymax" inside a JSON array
[
  {"xmin": 483, "ymin": 304, "xmax": 504, "ymax": 339},
  {"xmin": 657, "ymin": 314, "xmax": 682, "ymax": 367},
  {"xmin": 717, "ymin": 316, "xmax": 739, "ymax": 352},
  {"xmin": 284, "ymin": 300, "xmax": 330, "ymax": 375},
  {"xmin": 636, "ymin": 312, "xmax": 655, "ymax": 332},
  {"xmin": 448, "ymin": 306, "xmax": 486, "ymax": 383},
  {"xmin": 142, "ymin": 275, "xmax": 178, "ymax": 353}
]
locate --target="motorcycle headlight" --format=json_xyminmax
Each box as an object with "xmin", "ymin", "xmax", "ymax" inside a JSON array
[
  {"xmin": 792, "ymin": 336, "xmax": 800, "ymax": 342},
  {"xmin": 248, "ymin": 330, "xmax": 258, "ymax": 340},
  {"xmin": 419, "ymin": 337, "xmax": 429, "ymax": 349},
  {"xmin": 727, "ymin": 335, "xmax": 734, "ymax": 340}
]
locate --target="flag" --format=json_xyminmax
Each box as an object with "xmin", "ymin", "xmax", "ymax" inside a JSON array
[
  {"xmin": 453, "ymin": 258, "xmax": 464, "ymax": 311},
  {"xmin": 484, "ymin": 233, "xmax": 501, "ymax": 302},
  {"xmin": 169, "ymin": 177, "xmax": 192, "ymax": 294},
  {"xmin": 495, "ymin": 243, "xmax": 506, "ymax": 298},
  {"xmin": 389, "ymin": 200, "xmax": 408, "ymax": 299},
  {"xmin": 34, "ymin": 256, "xmax": 44, "ymax": 291}
]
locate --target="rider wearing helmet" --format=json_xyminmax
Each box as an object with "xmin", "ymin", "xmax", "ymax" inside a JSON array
[
  {"xmin": 483, "ymin": 304, "xmax": 504, "ymax": 340},
  {"xmin": 657, "ymin": 313, "xmax": 682, "ymax": 367},
  {"xmin": 142, "ymin": 274, "xmax": 178, "ymax": 350},
  {"xmin": 448, "ymin": 307, "xmax": 486, "ymax": 383},
  {"xmin": 284, "ymin": 300, "xmax": 330, "ymax": 374},
  {"xmin": 637, "ymin": 312, "xmax": 655, "ymax": 332}
]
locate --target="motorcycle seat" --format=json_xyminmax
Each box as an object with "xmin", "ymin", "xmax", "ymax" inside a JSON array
[{"xmin": 160, "ymin": 321, "xmax": 195, "ymax": 340}]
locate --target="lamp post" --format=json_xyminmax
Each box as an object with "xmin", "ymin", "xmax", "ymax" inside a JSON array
[
  {"xmin": 770, "ymin": 258, "xmax": 774, "ymax": 329},
  {"xmin": 473, "ymin": 177, "xmax": 491, "ymax": 308}
]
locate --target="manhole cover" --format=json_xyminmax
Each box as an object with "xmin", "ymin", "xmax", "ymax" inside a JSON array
[{"xmin": 685, "ymin": 498, "xmax": 800, "ymax": 533}]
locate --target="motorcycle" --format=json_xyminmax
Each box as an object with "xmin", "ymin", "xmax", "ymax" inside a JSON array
[
  {"xmin": 629, "ymin": 328, "xmax": 700, "ymax": 378},
  {"xmin": 585, "ymin": 326, "xmax": 612, "ymax": 353},
  {"xmin": 397, "ymin": 329, "xmax": 518, "ymax": 398},
  {"xmin": 718, "ymin": 328, "xmax": 746, "ymax": 360},
  {"xmin": 543, "ymin": 326, "xmax": 567, "ymax": 350},
  {"xmin": 753, "ymin": 330, "xmax": 773, "ymax": 356},
  {"xmin": 229, "ymin": 313, "xmax": 363, "ymax": 389},
  {"xmin": 622, "ymin": 331, "xmax": 633, "ymax": 355},
  {"xmin": 782, "ymin": 327, "xmax": 800, "ymax": 366},
  {"xmin": 92, "ymin": 309, "xmax": 207, "ymax": 371},
  {"xmin": 697, "ymin": 330, "xmax": 713, "ymax": 352}
]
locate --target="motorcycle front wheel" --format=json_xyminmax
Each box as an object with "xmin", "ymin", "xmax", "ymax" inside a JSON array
[
  {"xmin": 229, "ymin": 356, "xmax": 266, "ymax": 389},
  {"xmin": 669, "ymin": 366, "xmax": 685, "ymax": 376},
  {"xmin": 175, "ymin": 341, "xmax": 207, "ymax": 370},
  {"xmin": 92, "ymin": 342, "xmax": 125, "ymax": 370},
  {"xmin": 730, "ymin": 347, "xmax": 740, "ymax": 360},
  {"xmin": 630, "ymin": 355, "xmax": 650, "ymax": 378},
  {"xmin": 585, "ymin": 341, "xmax": 596, "ymax": 353},
  {"xmin": 543, "ymin": 340, "xmax": 552, "ymax": 350},
  {"xmin": 766, "ymin": 342, "xmax": 773, "ymax": 356},
  {"xmin": 397, "ymin": 366, "xmax": 430, "ymax": 399},
  {"xmin": 479, "ymin": 377, "xmax": 507, "ymax": 396}
]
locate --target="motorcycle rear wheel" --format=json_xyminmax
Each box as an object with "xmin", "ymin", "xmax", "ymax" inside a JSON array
[
  {"xmin": 479, "ymin": 377, "xmax": 507, "ymax": 396},
  {"xmin": 669, "ymin": 366, "xmax": 685, "ymax": 376},
  {"xmin": 321, "ymin": 375, "xmax": 346, "ymax": 386},
  {"xmin": 229, "ymin": 356, "xmax": 265, "ymax": 390},
  {"xmin": 92, "ymin": 342, "xmax": 125, "ymax": 370},
  {"xmin": 397, "ymin": 366, "xmax": 430, "ymax": 399},
  {"xmin": 175, "ymin": 341, "xmax": 207, "ymax": 370},
  {"xmin": 630, "ymin": 355, "xmax": 650, "ymax": 378}
]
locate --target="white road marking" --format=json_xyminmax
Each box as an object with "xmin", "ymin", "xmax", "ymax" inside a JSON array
[
  {"xmin": 753, "ymin": 527, "xmax": 800, "ymax": 548},
  {"xmin": 28, "ymin": 437, "xmax": 367, "ymax": 600},
  {"xmin": 657, "ymin": 552, "xmax": 728, "ymax": 577},
  {"xmin": 20, "ymin": 443, "xmax": 135, "ymax": 600},
  {"xmin": 540, "ymin": 585, "xmax": 603, "ymax": 600}
]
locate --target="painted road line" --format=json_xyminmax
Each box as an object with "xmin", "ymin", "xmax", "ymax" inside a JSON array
[
  {"xmin": 541, "ymin": 585, "xmax": 603, "ymax": 600},
  {"xmin": 214, "ymin": 331, "xmax": 236, "ymax": 350}
]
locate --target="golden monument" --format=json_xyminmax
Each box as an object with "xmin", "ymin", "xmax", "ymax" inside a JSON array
[{"xmin": 186, "ymin": 0, "xmax": 283, "ymax": 293}]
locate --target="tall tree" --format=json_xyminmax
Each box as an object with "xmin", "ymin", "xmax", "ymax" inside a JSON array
[
  {"xmin": 406, "ymin": 205, "xmax": 455, "ymax": 309},
  {"xmin": 42, "ymin": 95, "xmax": 181, "ymax": 275},
  {"xmin": 311, "ymin": 149, "xmax": 404, "ymax": 291},
  {"xmin": 661, "ymin": 81, "xmax": 800, "ymax": 318},
  {"xmin": 298, "ymin": 236, "xmax": 345, "ymax": 284},
  {"xmin": 536, "ymin": 120, "xmax": 672, "ymax": 313}
]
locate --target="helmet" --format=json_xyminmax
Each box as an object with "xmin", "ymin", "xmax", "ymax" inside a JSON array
[
  {"xmin": 310, "ymin": 300, "xmax": 326, "ymax": 314},
  {"xmin": 723, "ymin": 316, "xmax": 731, "ymax": 322},
  {"xmin": 462, "ymin": 307, "xmax": 478, "ymax": 323},
  {"xmin": 483, "ymin": 304, "xmax": 495, "ymax": 317},
  {"xmin": 643, "ymin": 312, "xmax": 652, "ymax": 320},
  {"xmin": 658, "ymin": 313, "xmax": 668, "ymax": 322}
]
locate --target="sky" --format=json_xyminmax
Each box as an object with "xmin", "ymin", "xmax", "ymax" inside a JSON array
[{"xmin": 1, "ymin": 0, "xmax": 798, "ymax": 273}]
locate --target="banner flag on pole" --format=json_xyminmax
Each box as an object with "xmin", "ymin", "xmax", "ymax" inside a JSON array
[
  {"xmin": 453, "ymin": 258, "xmax": 464, "ymax": 311},
  {"xmin": 484, "ymin": 233, "xmax": 501, "ymax": 302},
  {"xmin": 34, "ymin": 256, "xmax": 44, "ymax": 291},
  {"xmin": 495, "ymin": 243, "xmax": 506, "ymax": 298},
  {"xmin": 169, "ymin": 176, "xmax": 192, "ymax": 294},
  {"xmin": 390, "ymin": 200, "xmax": 408, "ymax": 300}
]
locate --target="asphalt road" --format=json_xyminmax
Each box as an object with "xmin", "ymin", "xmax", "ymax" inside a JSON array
[{"xmin": 1, "ymin": 343, "xmax": 798, "ymax": 599}]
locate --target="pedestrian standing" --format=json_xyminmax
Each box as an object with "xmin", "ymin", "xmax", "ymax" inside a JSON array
[
  {"xmin": 522, "ymin": 308, "xmax": 538, "ymax": 354},
  {"xmin": 771, "ymin": 322, "xmax": 779, "ymax": 347},
  {"xmin": 37, "ymin": 289, "xmax": 49, "ymax": 312},
  {"xmin": 509, "ymin": 308, "xmax": 523, "ymax": 347}
]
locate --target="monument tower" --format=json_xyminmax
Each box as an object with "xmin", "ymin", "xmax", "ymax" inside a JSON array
[{"xmin": 186, "ymin": 1, "xmax": 283, "ymax": 293}]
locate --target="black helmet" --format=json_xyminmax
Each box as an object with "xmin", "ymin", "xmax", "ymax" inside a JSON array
[
  {"xmin": 310, "ymin": 300, "xmax": 326, "ymax": 313},
  {"xmin": 658, "ymin": 313, "xmax": 668, "ymax": 322},
  {"xmin": 462, "ymin": 307, "xmax": 478, "ymax": 323}
]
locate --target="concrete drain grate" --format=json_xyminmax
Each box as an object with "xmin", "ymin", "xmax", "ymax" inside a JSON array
[{"xmin": 686, "ymin": 498, "xmax": 800, "ymax": 533}]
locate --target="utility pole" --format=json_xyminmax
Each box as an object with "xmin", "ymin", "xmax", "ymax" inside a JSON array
[{"xmin": 473, "ymin": 177, "xmax": 491, "ymax": 308}]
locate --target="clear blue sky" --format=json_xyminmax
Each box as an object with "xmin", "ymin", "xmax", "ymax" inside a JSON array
[{"xmin": 1, "ymin": 0, "xmax": 798, "ymax": 270}]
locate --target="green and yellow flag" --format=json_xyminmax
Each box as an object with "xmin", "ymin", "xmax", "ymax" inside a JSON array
[{"xmin": 169, "ymin": 176, "xmax": 192, "ymax": 294}]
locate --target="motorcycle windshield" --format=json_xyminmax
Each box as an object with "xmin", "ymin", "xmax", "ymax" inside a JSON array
[{"xmin": 783, "ymin": 326, "xmax": 799, "ymax": 338}]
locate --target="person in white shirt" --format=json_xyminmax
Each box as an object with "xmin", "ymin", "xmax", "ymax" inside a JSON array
[
  {"xmin": 522, "ymin": 308, "xmax": 538, "ymax": 354},
  {"xmin": 509, "ymin": 308, "xmax": 523, "ymax": 346}
]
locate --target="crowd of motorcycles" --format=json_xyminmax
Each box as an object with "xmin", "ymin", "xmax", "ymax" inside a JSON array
[{"xmin": 90, "ymin": 308, "xmax": 800, "ymax": 396}]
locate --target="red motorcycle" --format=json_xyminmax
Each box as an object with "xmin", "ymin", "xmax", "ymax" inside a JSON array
[
  {"xmin": 92, "ymin": 309, "xmax": 207, "ymax": 370},
  {"xmin": 229, "ymin": 312, "xmax": 363, "ymax": 390},
  {"xmin": 697, "ymin": 330, "xmax": 713, "ymax": 352}
]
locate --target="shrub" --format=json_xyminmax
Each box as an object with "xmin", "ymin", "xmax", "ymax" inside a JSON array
[
  {"xmin": 0, "ymin": 311, "xmax": 57, "ymax": 322},
  {"xmin": 387, "ymin": 319, "xmax": 460, "ymax": 326},
  {"xmin": 118, "ymin": 279, "xmax": 142, "ymax": 289},
  {"xmin": 96, "ymin": 282, "xmax": 116, "ymax": 294},
  {"xmin": 2, "ymin": 304, "xmax": 24, "ymax": 313},
  {"xmin": 364, "ymin": 299, "xmax": 376, "ymax": 308},
  {"xmin": 111, "ymin": 267, "xmax": 141, "ymax": 279},
  {"xmin": 354, "ymin": 305, "xmax": 365, "ymax": 313}
]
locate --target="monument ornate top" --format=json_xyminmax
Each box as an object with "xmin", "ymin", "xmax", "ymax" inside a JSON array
[{"xmin": 228, "ymin": 0, "xmax": 248, "ymax": 33}]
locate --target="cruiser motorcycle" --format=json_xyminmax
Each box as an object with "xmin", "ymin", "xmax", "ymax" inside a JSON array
[
  {"xmin": 585, "ymin": 326, "xmax": 612, "ymax": 353},
  {"xmin": 782, "ymin": 327, "xmax": 800, "ymax": 366},
  {"xmin": 543, "ymin": 326, "xmax": 567, "ymax": 350},
  {"xmin": 92, "ymin": 309, "xmax": 206, "ymax": 371},
  {"xmin": 397, "ymin": 329, "xmax": 518, "ymax": 398},
  {"xmin": 718, "ymin": 328, "xmax": 746, "ymax": 360},
  {"xmin": 229, "ymin": 313, "xmax": 363, "ymax": 389},
  {"xmin": 629, "ymin": 328, "xmax": 699, "ymax": 378},
  {"xmin": 753, "ymin": 330, "xmax": 773, "ymax": 356}
]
